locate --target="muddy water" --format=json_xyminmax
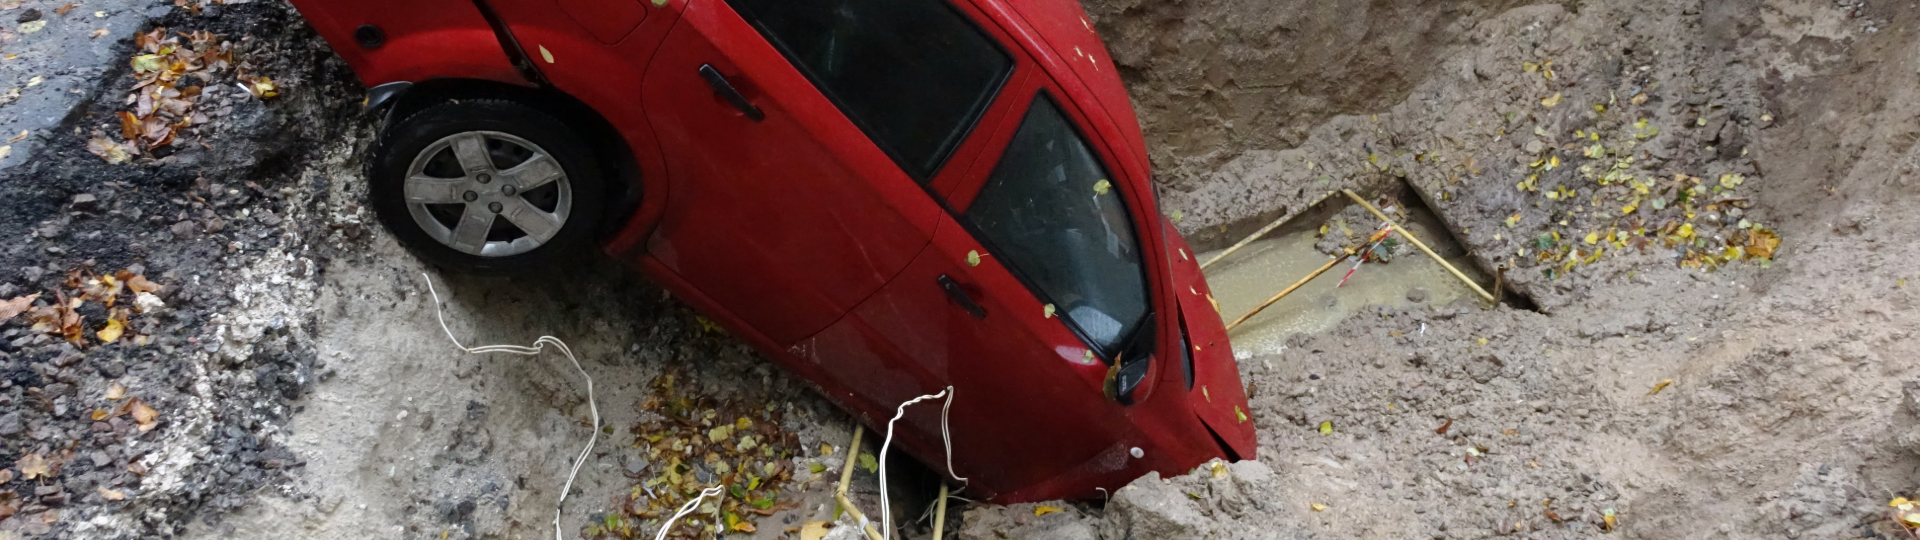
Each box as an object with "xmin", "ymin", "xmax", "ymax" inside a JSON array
[{"xmin": 1200, "ymin": 206, "xmax": 1490, "ymax": 357}]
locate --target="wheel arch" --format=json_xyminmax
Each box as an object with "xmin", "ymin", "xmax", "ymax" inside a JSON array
[{"xmin": 383, "ymin": 78, "xmax": 648, "ymax": 241}]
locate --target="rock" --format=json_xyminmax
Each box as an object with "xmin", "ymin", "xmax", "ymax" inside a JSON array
[
  {"xmin": 1099, "ymin": 473, "xmax": 1208, "ymax": 540},
  {"xmin": 1407, "ymin": 287, "xmax": 1430, "ymax": 303},
  {"xmin": 1523, "ymin": 140, "xmax": 1545, "ymax": 154},
  {"xmin": 70, "ymin": 193, "xmax": 99, "ymax": 212},
  {"xmin": 17, "ymin": 8, "xmax": 41, "ymax": 23},
  {"xmin": 170, "ymin": 221, "xmax": 198, "ymax": 240},
  {"xmin": 0, "ymin": 411, "xmax": 22, "ymax": 436},
  {"xmin": 958, "ymin": 504, "xmax": 1098, "ymax": 540}
]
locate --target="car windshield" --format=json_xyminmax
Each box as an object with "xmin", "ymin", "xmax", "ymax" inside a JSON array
[{"xmin": 966, "ymin": 95, "xmax": 1149, "ymax": 356}]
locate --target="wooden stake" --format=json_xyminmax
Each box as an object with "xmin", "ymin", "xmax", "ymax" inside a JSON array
[
  {"xmin": 931, "ymin": 482, "xmax": 950, "ymax": 540},
  {"xmin": 1224, "ymin": 254, "xmax": 1347, "ymax": 332},
  {"xmin": 1340, "ymin": 189, "xmax": 1496, "ymax": 304},
  {"xmin": 834, "ymin": 426, "xmax": 886, "ymax": 540},
  {"xmin": 1200, "ymin": 191, "xmax": 1337, "ymax": 270}
]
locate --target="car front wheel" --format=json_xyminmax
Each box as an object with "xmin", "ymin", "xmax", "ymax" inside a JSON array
[{"xmin": 367, "ymin": 100, "xmax": 606, "ymax": 274}]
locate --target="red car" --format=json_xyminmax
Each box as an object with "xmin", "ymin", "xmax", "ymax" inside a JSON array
[{"xmin": 289, "ymin": 0, "xmax": 1254, "ymax": 502}]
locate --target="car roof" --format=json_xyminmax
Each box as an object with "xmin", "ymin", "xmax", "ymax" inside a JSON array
[{"xmin": 989, "ymin": 0, "xmax": 1152, "ymax": 182}]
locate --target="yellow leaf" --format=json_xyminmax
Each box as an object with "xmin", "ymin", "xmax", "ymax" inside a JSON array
[
  {"xmin": 19, "ymin": 20, "xmax": 46, "ymax": 33},
  {"xmin": 1891, "ymin": 497, "xmax": 1910, "ymax": 508},
  {"xmin": 539, "ymin": 45, "xmax": 555, "ymax": 64},
  {"xmin": 97, "ymin": 318, "xmax": 124, "ymax": 343},
  {"xmin": 731, "ymin": 521, "xmax": 757, "ymax": 533},
  {"xmin": 1584, "ymin": 232, "xmax": 1599, "ymax": 245},
  {"xmin": 1318, "ymin": 421, "xmax": 1333, "ymax": 435},
  {"xmin": 1202, "ymin": 386, "xmax": 1211, "ymax": 402},
  {"xmin": 1311, "ymin": 503, "xmax": 1327, "ymax": 511},
  {"xmin": 1210, "ymin": 461, "xmax": 1227, "ymax": 478},
  {"xmin": 966, "ymin": 250, "xmax": 981, "ymax": 267},
  {"xmin": 1042, "ymin": 304, "xmax": 1055, "ymax": 318},
  {"xmin": 1092, "ymin": 179, "xmax": 1111, "ymax": 195},
  {"xmin": 1034, "ymin": 505, "xmax": 1062, "ymax": 516},
  {"xmin": 1234, "ymin": 406, "xmax": 1248, "ymax": 423},
  {"xmin": 91, "ymin": 409, "xmax": 108, "ymax": 421},
  {"xmin": 1647, "ymin": 379, "xmax": 1673, "ymax": 395},
  {"xmin": 1540, "ymin": 92, "xmax": 1563, "ymax": 108},
  {"xmin": 1677, "ymin": 223, "xmax": 1694, "ymax": 239},
  {"xmin": 1505, "ymin": 214, "xmax": 1521, "ymax": 227},
  {"xmin": 99, "ymin": 487, "xmax": 126, "ymax": 501},
  {"xmin": 819, "ymin": 443, "xmax": 834, "ymax": 456},
  {"xmin": 1522, "ymin": 61, "xmax": 1539, "ymax": 72}
]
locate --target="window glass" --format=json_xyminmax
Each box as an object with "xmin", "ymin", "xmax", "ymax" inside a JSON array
[
  {"xmin": 727, "ymin": 0, "xmax": 1012, "ymax": 181},
  {"xmin": 966, "ymin": 96, "xmax": 1149, "ymax": 355}
]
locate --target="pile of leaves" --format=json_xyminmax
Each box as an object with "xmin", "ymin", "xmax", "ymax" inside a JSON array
[
  {"xmin": 0, "ymin": 267, "xmax": 165, "ymax": 347},
  {"xmin": 1495, "ymin": 60, "xmax": 1781, "ymax": 278},
  {"xmin": 87, "ymin": 26, "xmax": 276, "ymax": 164},
  {"xmin": 1891, "ymin": 496, "xmax": 1920, "ymax": 539},
  {"xmin": 586, "ymin": 371, "xmax": 803, "ymax": 540}
]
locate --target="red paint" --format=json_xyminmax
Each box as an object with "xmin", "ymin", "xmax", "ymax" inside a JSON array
[{"xmin": 290, "ymin": 0, "xmax": 1255, "ymax": 502}]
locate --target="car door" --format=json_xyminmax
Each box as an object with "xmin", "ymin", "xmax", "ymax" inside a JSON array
[
  {"xmin": 805, "ymin": 75, "xmax": 1168, "ymax": 500},
  {"xmin": 638, "ymin": 0, "xmax": 1012, "ymax": 346}
]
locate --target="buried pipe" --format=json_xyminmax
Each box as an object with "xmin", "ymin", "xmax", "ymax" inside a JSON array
[
  {"xmin": 834, "ymin": 426, "xmax": 888, "ymax": 540},
  {"xmin": 1341, "ymin": 189, "xmax": 1496, "ymax": 304},
  {"xmin": 1223, "ymin": 250, "xmax": 1350, "ymax": 333},
  {"xmin": 1200, "ymin": 191, "xmax": 1338, "ymax": 270}
]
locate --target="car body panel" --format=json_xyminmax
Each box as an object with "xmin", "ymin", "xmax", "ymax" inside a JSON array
[
  {"xmin": 633, "ymin": 0, "xmax": 945, "ymax": 346},
  {"xmin": 287, "ymin": 0, "xmax": 525, "ymax": 88}
]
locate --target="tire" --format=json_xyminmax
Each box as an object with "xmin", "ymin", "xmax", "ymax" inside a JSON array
[{"xmin": 367, "ymin": 99, "xmax": 606, "ymax": 274}]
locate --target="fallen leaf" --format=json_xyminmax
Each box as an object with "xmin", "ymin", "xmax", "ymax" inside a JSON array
[
  {"xmin": 1436, "ymin": 418, "xmax": 1453, "ymax": 435},
  {"xmin": 819, "ymin": 443, "xmax": 834, "ymax": 456},
  {"xmin": 97, "ymin": 317, "xmax": 124, "ymax": 343},
  {"xmin": 1311, "ymin": 503, "xmax": 1327, "ymax": 512},
  {"xmin": 0, "ymin": 145, "xmax": 9, "ymax": 162},
  {"xmin": 1234, "ymin": 406, "xmax": 1248, "ymax": 423},
  {"xmin": 1033, "ymin": 505, "xmax": 1062, "ymax": 516},
  {"xmin": 807, "ymin": 462, "xmax": 826, "ymax": 474},
  {"xmin": 1540, "ymin": 92, "xmax": 1563, "ymax": 108},
  {"xmin": 90, "ymin": 409, "xmax": 107, "ymax": 421},
  {"xmin": 1646, "ymin": 379, "xmax": 1673, "ymax": 396},
  {"xmin": 966, "ymin": 250, "xmax": 981, "ymax": 267},
  {"xmin": 16, "ymin": 453, "xmax": 49, "ymax": 480},
  {"xmin": 4, "ymin": 130, "xmax": 22, "ymax": 143},
  {"xmin": 1602, "ymin": 508, "xmax": 1617, "ymax": 532},
  {"xmin": 1042, "ymin": 304, "xmax": 1055, "ymax": 318},
  {"xmin": 1092, "ymin": 179, "xmax": 1111, "ymax": 195},
  {"xmin": 799, "ymin": 521, "xmax": 832, "ymax": 540},
  {"xmin": 1318, "ymin": 421, "xmax": 1333, "ymax": 435},
  {"xmin": 19, "ymin": 20, "xmax": 46, "ymax": 33},
  {"xmin": 89, "ymin": 27, "xmax": 106, "ymax": 38},
  {"xmin": 97, "ymin": 487, "xmax": 125, "ymax": 501},
  {"xmin": 0, "ymin": 468, "xmax": 12, "ymax": 483},
  {"xmin": 87, "ymin": 137, "xmax": 132, "ymax": 164},
  {"xmin": 106, "ymin": 383, "xmax": 126, "ymax": 401},
  {"xmin": 129, "ymin": 398, "xmax": 158, "ymax": 431},
  {"xmin": 730, "ymin": 520, "xmax": 756, "ymax": 533},
  {"xmin": 857, "ymin": 453, "xmax": 877, "ymax": 474},
  {"xmin": 126, "ymin": 274, "xmax": 158, "ymax": 293},
  {"xmin": 0, "ymin": 294, "xmax": 36, "ymax": 320}
]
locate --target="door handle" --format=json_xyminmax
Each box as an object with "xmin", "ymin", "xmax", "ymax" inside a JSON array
[
  {"xmin": 698, "ymin": 64, "xmax": 765, "ymax": 122},
  {"xmin": 937, "ymin": 274, "xmax": 986, "ymax": 319}
]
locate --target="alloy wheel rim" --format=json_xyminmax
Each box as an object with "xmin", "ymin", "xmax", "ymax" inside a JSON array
[{"xmin": 402, "ymin": 130, "xmax": 572, "ymax": 257}]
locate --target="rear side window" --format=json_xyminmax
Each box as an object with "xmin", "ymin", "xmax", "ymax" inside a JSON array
[
  {"xmin": 728, "ymin": 0, "xmax": 1012, "ymax": 181},
  {"xmin": 966, "ymin": 96, "xmax": 1149, "ymax": 357}
]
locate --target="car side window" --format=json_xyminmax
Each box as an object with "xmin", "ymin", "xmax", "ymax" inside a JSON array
[
  {"xmin": 727, "ymin": 0, "xmax": 1013, "ymax": 182},
  {"xmin": 966, "ymin": 95, "xmax": 1149, "ymax": 357}
]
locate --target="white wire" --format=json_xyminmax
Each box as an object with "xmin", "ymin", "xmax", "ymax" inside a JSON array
[
  {"xmin": 654, "ymin": 485, "xmax": 725, "ymax": 540},
  {"xmin": 423, "ymin": 274, "xmax": 600, "ymax": 540},
  {"xmin": 877, "ymin": 387, "xmax": 967, "ymax": 540}
]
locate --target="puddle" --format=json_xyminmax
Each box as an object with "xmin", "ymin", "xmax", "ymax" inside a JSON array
[{"xmin": 1201, "ymin": 202, "xmax": 1490, "ymax": 357}]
